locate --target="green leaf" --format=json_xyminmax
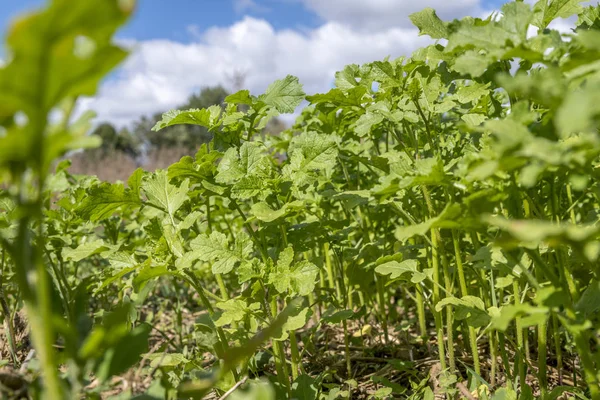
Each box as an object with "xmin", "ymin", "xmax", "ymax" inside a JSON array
[
  {"xmin": 167, "ymin": 156, "xmax": 207, "ymax": 181},
  {"xmin": 332, "ymin": 190, "xmax": 370, "ymax": 209},
  {"xmin": 575, "ymin": 280, "xmax": 600, "ymax": 316},
  {"xmin": 229, "ymin": 379, "xmax": 276, "ymax": 400},
  {"xmin": 577, "ymin": 4, "xmax": 600, "ymax": 30},
  {"xmin": 141, "ymin": 170, "xmax": 190, "ymax": 223},
  {"xmin": 147, "ymin": 353, "xmax": 190, "ymax": 368},
  {"xmin": 484, "ymin": 119, "xmax": 532, "ymax": 152},
  {"xmin": 250, "ymin": 200, "xmax": 304, "ymax": 223},
  {"xmin": 400, "ymin": 157, "xmax": 447, "ymax": 188},
  {"xmin": 258, "ymin": 75, "xmax": 305, "ymax": 113},
  {"xmin": 152, "ymin": 105, "xmax": 221, "ymax": 131},
  {"xmin": 96, "ymin": 323, "xmax": 151, "ymax": 382},
  {"xmin": 395, "ymin": 204, "xmax": 467, "ymax": 241},
  {"xmin": 498, "ymin": 67, "xmax": 566, "ymax": 109},
  {"xmin": 555, "ymin": 83, "xmax": 600, "ymax": 136},
  {"xmin": 269, "ymin": 246, "xmax": 319, "ymax": 296},
  {"xmin": 451, "ymin": 50, "xmax": 492, "ymax": 76},
  {"xmin": 221, "ymin": 297, "xmax": 306, "ymax": 366},
  {"xmin": 489, "ymin": 304, "xmax": 549, "ymax": 331},
  {"xmin": 216, "ymin": 141, "xmax": 272, "ymax": 184},
  {"xmin": 492, "ymin": 387, "xmax": 518, "ymax": 400},
  {"xmin": 500, "ymin": 2, "xmax": 534, "ymax": 43},
  {"xmin": 461, "ymin": 113, "xmax": 487, "ymax": 126},
  {"xmin": 484, "ymin": 216, "xmax": 600, "ymax": 246},
  {"xmin": 273, "ymin": 307, "xmax": 312, "ymax": 341},
  {"xmin": 409, "ymin": 8, "xmax": 448, "ymax": 39},
  {"xmin": 455, "ymin": 82, "xmax": 490, "ymax": 104},
  {"xmin": 215, "ymin": 299, "xmax": 260, "ymax": 327},
  {"xmin": 306, "ymin": 86, "xmax": 367, "ymax": 108},
  {"xmin": 435, "ymin": 295, "xmax": 490, "ymax": 328},
  {"xmin": 77, "ymin": 182, "xmax": 141, "ymax": 221},
  {"xmin": 231, "ymin": 175, "xmax": 271, "ymax": 200},
  {"xmin": 127, "ymin": 168, "xmax": 144, "ymax": 198},
  {"xmin": 225, "ymin": 89, "xmax": 254, "ymax": 106},
  {"xmin": 334, "ymin": 64, "xmax": 360, "ymax": 91},
  {"xmin": 322, "ymin": 309, "xmax": 355, "ymax": 324},
  {"xmin": 532, "ymin": 0, "xmax": 587, "ymax": 29},
  {"xmin": 0, "ymin": 0, "xmax": 133, "ymax": 175},
  {"xmin": 133, "ymin": 264, "xmax": 174, "ymax": 292},
  {"xmin": 62, "ymin": 239, "xmax": 113, "ymax": 262},
  {"xmin": 283, "ymin": 131, "xmax": 338, "ymax": 186},
  {"xmin": 375, "ymin": 260, "xmax": 423, "ymax": 283},
  {"xmin": 354, "ymin": 112, "xmax": 384, "ymax": 137},
  {"xmin": 190, "ymin": 231, "xmax": 253, "ymax": 275},
  {"xmin": 446, "ymin": 24, "xmax": 512, "ymax": 53},
  {"xmin": 291, "ymin": 375, "xmax": 318, "ymax": 400}
]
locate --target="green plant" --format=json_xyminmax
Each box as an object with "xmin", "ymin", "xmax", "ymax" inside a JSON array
[{"xmin": 2, "ymin": 0, "xmax": 600, "ymax": 399}]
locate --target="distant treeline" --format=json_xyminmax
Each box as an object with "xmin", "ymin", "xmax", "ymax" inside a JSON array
[
  {"xmin": 73, "ymin": 85, "xmax": 287, "ymax": 181},
  {"xmin": 89, "ymin": 86, "xmax": 230, "ymax": 161}
]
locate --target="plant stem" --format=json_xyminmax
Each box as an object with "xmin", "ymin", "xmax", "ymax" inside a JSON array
[
  {"xmin": 325, "ymin": 245, "xmax": 353, "ymax": 379},
  {"xmin": 440, "ymin": 250, "xmax": 456, "ymax": 372},
  {"xmin": 411, "ymin": 237, "xmax": 427, "ymax": 340},
  {"xmin": 430, "ymin": 228, "xmax": 447, "ymax": 370},
  {"xmin": 270, "ymin": 297, "xmax": 291, "ymax": 394},
  {"xmin": 513, "ymin": 280, "xmax": 526, "ymax": 389},
  {"xmin": 550, "ymin": 180, "xmax": 579, "ymax": 303},
  {"xmin": 573, "ymin": 333, "xmax": 600, "ymax": 400},
  {"xmin": 342, "ymin": 319, "xmax": 352, "ymax": 378},
  {"xmin": 184, "ymin": 271, "xmax": 240, "ymax": 381},
  {"xmin": 324, "ymin": 242, "xmax": 341, "ymax": 300},
  {"xmin": 375, "ymin": 276, "xmax": 389, "ymax": 344},
  {"xmin": 206, "ymin": 196, "xmax": 231, "ymax": 303},
  {"xmin": 289, "ymin": 330, "xmax": 301, "ymax": 379},
  {"xmin": 551, "ymin": 313, "xmax": 563, "ymax": 384},
  {"xmin": 537, "ymin": 318, "xmax": 548, "ymax": 399},
  {"xmin": 452, "ymin": 231, "xmax": 480, "ymax": 376}
]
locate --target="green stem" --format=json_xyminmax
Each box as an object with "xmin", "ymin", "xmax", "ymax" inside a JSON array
[
  {"xmin": 566, "ymin": 184, "xmax": 577, "ymax": 224},
  {"xmin": 325, "ymin": 245, "xmax": 352, "ymax": 379},
  {"xmin": 489, "ymin": 332, "xmax": 497, "ymax": 387},
  {"xmin": 538, "ymin": 318, "xmax": 548, "ymax": 399},
  {"xmin": 342, "ymin": 319, "xmax": 352, "ymax": 378},
  {"xmin": 431, "ymin": 228, "xmax": 447, "ymax": 370},
  {"xmin": 452, "ymin": 231, "xmax": 480, "ymax": 376},
  {"xmin": 375, "ymin": 276, "xmax": 389, "ymax": 344},
  {"xmin": 206, "ymin": 196, "xmax": 231, "ymax": 303},
  {"xmin": 441, "ymin": 250, "xmax": 456, "ymax": 372},
  {"xmin": 574, "ymin": 333, "xmax": 600, "ymax": 400},
  {"xmin": 289, "ymin": 330, "xmax": 301, "ymax": 380},
  {"xmin": 498, "ymin": 332, "xmax": 512, "ymax": 383},
  {"xmin": 231, "ymin": 200, "xmax": 269, "ymax": 263},
  {"xmin": 551, "ymin": 180, "xmax": 578, "ymax": 303},
  {"xmin": 184, "ymin": 271, "xmax": 240, "ymax": 381},
  {"xmin": 215, "ymin": 275, "xmax": 230, "ymax": 303},
  {"xmin": 411, "ymin": 238, "xmax": 427, "ymax": 340},
  {"xmin": 324, "ymin": 243, "xmax": 341, "ymax": 300},
  {"xmin": 513, "ymin": 280, "xmax": 526, "ymax": 389},
  {"xmin": 270, "ymin": 297, "xmax": 291, "ymax": 394},
  {"xmin": 551, "ymin": 313, "xmax": 563, "ymax": 385},
  {"xmin": 415, "ymin": 283, "xmax": 427, "ymax": 339}
]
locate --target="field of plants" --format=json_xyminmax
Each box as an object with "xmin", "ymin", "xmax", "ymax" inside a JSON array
[{"xmin": 2, "ymin": 0, "xmax": 600, "ymax": 399}]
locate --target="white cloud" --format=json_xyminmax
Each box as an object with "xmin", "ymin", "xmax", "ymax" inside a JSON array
[
  {"xmin": 299, "ymin": 0, "xmax": 483, "ymax": 32},
  {"xmin": 80, "ymin": 17, "xmax": 431, "ymax": 127},
  {"xmin": 234, "ymin": 0, "xmax": 269, "ymax": 14}
]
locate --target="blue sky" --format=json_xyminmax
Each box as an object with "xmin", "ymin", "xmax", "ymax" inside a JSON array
[
  {"xmin": 0, "ymin": 0, "xmax": 587, "ymax": 126},
  {"xmin": 0, "ymin": 0, "xmax": 514, "ymax": 44},
  {"xmin": 1, "ymin": 1, "xmax": 320, "ymax": 45}
]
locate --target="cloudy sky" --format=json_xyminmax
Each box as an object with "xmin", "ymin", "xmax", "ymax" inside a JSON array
[{"xmin": 0, "ymin": 0, "xmax": 581, "ymax": 127}]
